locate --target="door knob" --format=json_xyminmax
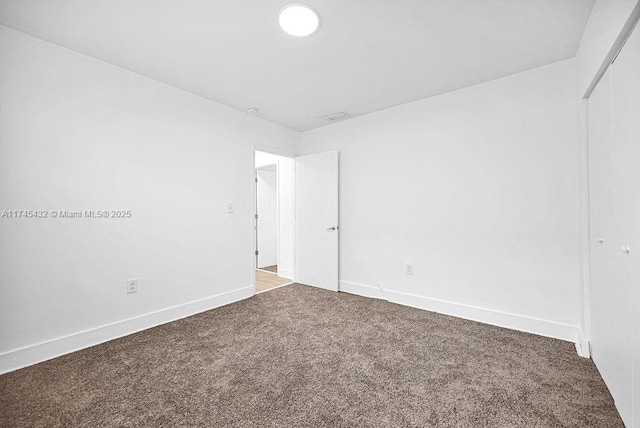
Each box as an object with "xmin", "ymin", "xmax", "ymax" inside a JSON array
[
  {"xmin": 597, "ymin": 237, "xmax": 604, "ymax": 244},
  {"xmin": 327, "ymin": 226, "xmax": 338, "ymax": 231},
  {"xmin": 621, "ymin": 245, "xmax": 631, "ymax": 255}
]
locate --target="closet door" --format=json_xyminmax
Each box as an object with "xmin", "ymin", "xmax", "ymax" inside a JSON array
[
  {"xmin": 588, "ymin": 23, "xmax": 640, "ymax": 427},
  {"xmin": 588, "ymin": 68, "xmax": 632, "ymax": 425},
  {"xmin": 610, "ymin": 24, "xmax": 640, "ymax": 426}
]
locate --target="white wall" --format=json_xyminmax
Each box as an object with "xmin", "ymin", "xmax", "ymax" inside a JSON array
[
  {"xmin": 0, "ymin": 25, "xmax": 299, "ymax": 373},
  {"xmin": 301, "ymin": 59, "xmax": 581, "ymax": 342},
  {"xmin": 276, "ymin": 156, "xmax": 295, "ymax": 280},
  {"xmin": 256, "ymin": 168, "xmax": 278, "ymax": 268},
  {"xmin": 254, "ymin": 151, "xmax": 295, "ymax": 279},
  {"xmin": 255, "ymin": 151, "xmax": 282, "ymax": 168}
]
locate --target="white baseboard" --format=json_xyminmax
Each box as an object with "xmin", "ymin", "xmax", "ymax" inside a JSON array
[
  {"xmin": 339, "ymin": 281, "xmax": 580, "ymax": 345},
  {"xmin": 278, "ymin": 268, "xmax": 294, "ymax": 280},
  {"xmin": 575, "ymin": 328, "xmax": 591, "ymax": 358},
  {"xmin": 339, "ymin": 280, "xmax": 384, "ymax": 299},
  {"xmin": 0, "ymin": 286, "xmax": 253, "ymax": 375}
]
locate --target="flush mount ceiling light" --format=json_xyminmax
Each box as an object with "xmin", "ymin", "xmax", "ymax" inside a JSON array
[{"xmin": 278, "ymin": 3, "xmax": 319, "ymax": 37}]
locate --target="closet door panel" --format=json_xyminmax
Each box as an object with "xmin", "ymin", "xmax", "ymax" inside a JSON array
[
  {"xmin": 588, "ymin": 67, "xmax": 632, "ymax": 425},
  {"xmin": 610, "ymin": 24, "xmax": 640, "ymax": 426},
  {"xmin": 588, "ymin": 68, "xmax": 614, "ymax": 376}
]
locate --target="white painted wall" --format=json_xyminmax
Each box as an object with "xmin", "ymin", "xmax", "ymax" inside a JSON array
[
  {"xmin": 254, "ymin": 151, "xmax": 295, "ymax": 279},
  {"xmin": 255, "ymin": 151, "xmax": 283, "ymax": 168},
  {"xmin": 256, "ymin": 167, "xmax": 277, "ymax": 268},
  {"xmin": 276, "ymin": 156, "xmax": 295, "ymax": 280},
  {"xmin": 301, "ymin": 59, "xmax": 581, "ymax": 342},
  {"xmin": 0, "ymin": 25, "xmax": 299, "ymax": 373}
]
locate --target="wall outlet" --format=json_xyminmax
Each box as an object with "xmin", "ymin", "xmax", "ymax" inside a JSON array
[
  {"xmin": 405, "ymin": 263, "xmax": 413, "ymax": 275},
  {"xmin": 126, "ymin": 278, "xmax": 138, "ymax": 294},
  {"xmin": 227, "ymin": 203, "xmax": 235, "ymax": 214}
]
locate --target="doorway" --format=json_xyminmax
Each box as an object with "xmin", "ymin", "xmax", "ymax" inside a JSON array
[
  {"xmin": 252, "ymin": 148, "xmax": 340, "ymax": 294},
  {"xmin": 254, "ymin": 150, "xmax": 294, "ymax": 293},
  {"xmin": 256, "ymin": 164, "xmax": 277, "ymax": 271}
]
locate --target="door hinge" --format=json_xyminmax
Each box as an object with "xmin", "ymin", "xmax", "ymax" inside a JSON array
[
  {"xmin": 255, "ymin": 177, "xmax": 258, "ymax": 183},
  {"xmin": 255, "ymin": 250, "xmax": 259, "ymax": 256},
  {"xmin": 255, "ymin": 214, "xmax": 258, "ymax": 219}
]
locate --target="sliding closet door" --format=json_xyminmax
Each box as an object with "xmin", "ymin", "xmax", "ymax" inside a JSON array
[
  {"xmin": 610, "ymin": 23, "xmax": 640, "ymax": 426},
  {"xmin": 588, "ymin": 23, "xmax": 640, "ymax": 427},
  {"xmin": 588, "ymin": 68, "xmax": 633, "ymax": 426}
]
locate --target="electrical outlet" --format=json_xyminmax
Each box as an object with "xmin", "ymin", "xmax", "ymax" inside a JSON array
[
  {"xmin": 227, "ymin": 203, "xmax": 235, "ymax": 214},
  {"xmin": 126, "ymin": 278, "xmax": 138, "ymax": 294},
  {"xmin": 405, "ymin": 263, "xmax": 413, "ymax": 275}
]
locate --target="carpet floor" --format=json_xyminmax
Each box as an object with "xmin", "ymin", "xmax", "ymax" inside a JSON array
[{"xmin": 0, "ymin": 284, "xmax": 622, "ymax": 427}]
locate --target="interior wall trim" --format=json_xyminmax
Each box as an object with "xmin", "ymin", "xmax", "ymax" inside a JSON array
[
  {"xmin": 0, "ymin": 285, "xmax": 254, "ymax": 375},
  {"xmin": 277, "ymin": 268, "xmax": 294, "ymax": 280},
  {"xmin": 339, "ymin": 280, "xmax": 580, "ymax": 347}
]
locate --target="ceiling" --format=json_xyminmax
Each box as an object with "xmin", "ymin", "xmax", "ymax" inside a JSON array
[{"xmin": 0, "ymin": 0, "xmax": 595, "ymax": 131}]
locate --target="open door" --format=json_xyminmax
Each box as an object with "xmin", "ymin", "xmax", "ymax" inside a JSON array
[{"xmin": 295, "ymin": 151, "xmax": 339, "ymax": 291}]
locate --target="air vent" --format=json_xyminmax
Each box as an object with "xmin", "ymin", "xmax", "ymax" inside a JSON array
[{"xmin": 323, "ymin": 112, "xmax": 350, "ymax": 122}]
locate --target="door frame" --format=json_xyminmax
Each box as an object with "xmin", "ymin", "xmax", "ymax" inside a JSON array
[{"xmin": 250, "ymin": 143, "xmax": 297, "ymax": 295}]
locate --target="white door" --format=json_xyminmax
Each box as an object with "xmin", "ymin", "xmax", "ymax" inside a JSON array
[
  {"xmin": 589, "ymin": 67, "xmax": 633, "ymax": 426},
  {"xmin": 295, "ymin": 151, "xmax": 339, "ymax": 291},
  {"xmin": 587, "ymin": 24, "xmax": 640, "ymax": 426},
  {"xmin": 256, "ymin": 167, "xmax": 278, "ymax": 269},
  {"xmin": 610, "ymin": 23, "xmax": 640, "ymax": 427}
]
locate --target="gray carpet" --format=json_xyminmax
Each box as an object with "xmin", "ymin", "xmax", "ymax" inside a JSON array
[{"xmin": 0, "ymin": 284, "xmax": 622, "ymax": 427}]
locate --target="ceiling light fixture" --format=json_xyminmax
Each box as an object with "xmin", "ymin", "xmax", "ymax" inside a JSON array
[
  {"xmin": 247, "ymin": 107, "xmax": 259, "ymax": 115},
  {"xmin": 278, "ymin": 3, "xmax": 319, "ymax": 37}
]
